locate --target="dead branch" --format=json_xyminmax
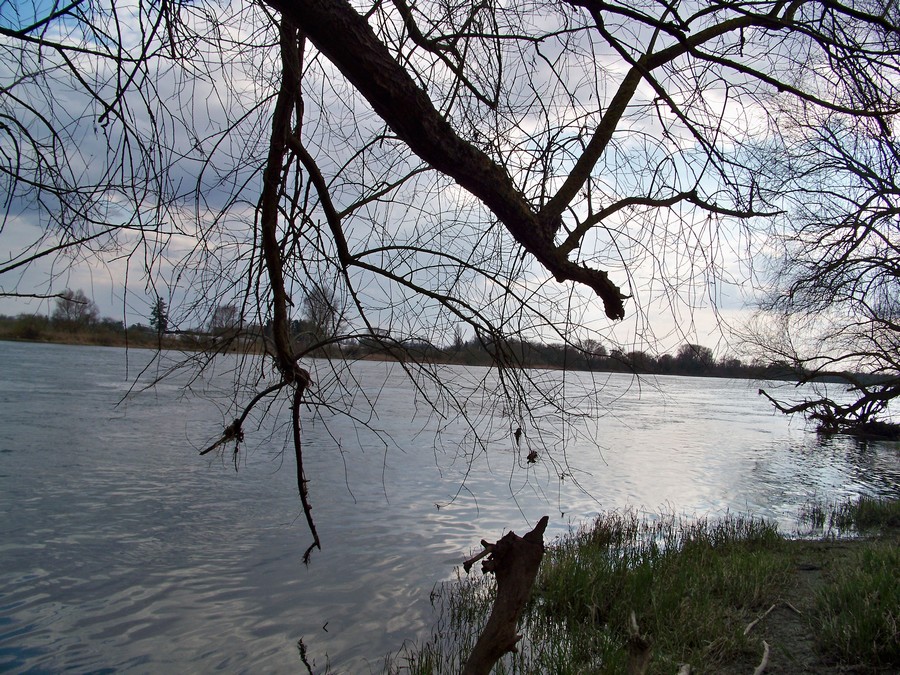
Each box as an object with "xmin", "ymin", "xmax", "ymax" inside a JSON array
[
  {"xmin": 461, "ymin": 516, "xmax": 549, "ymax": 675},
  {"xmin": 199, "ymin": 381, "xmax": 286, "ymax": 457},
  {"xmin": 462, "ymin": 541, "xmax": 495, "ymax": 573},
  {"xmin": 753, "ymin": 640, "xmax": 770, "ymax": 675},
  {"xmin": 744, "ymin": 603, "xmax": 777, "ymax": 635}
]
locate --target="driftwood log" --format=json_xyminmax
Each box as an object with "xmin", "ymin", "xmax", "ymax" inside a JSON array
[{"xmin": 461, "ymin": 515, "xmax": 549, "ymax": 675}]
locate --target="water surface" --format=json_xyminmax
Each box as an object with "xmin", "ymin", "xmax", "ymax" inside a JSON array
[{"xmin": 1, "ymin": 341, "xmax": 897, "ymax": 672}]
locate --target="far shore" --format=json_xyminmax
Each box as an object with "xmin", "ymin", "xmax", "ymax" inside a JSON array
[{"xmin": 0, "ymin": 328, "xmax": 848, "ymax": 384}]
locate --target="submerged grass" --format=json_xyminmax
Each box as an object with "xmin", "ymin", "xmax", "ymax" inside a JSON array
[
  {"xmin": 798, "ymin": 495, "xmax": 900, "ymax": 535},
  {"xmin": 383, "ymin": 498, "xmax": 900, "ymax": 675}
]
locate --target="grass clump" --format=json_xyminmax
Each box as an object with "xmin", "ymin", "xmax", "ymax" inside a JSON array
[
  {"xmin": 384, "ymin": 510, "xmax": 792, "ymax": 674},
  {"xmin": 385, "ymin": 498, "xmax": 900, "ymax": 674},
  {"xmin": 798, "ymin": 495, "xmax": 900, "ymax": 535},
  {"xmin": 815, "ymin": 542, "xmax": 900, "ymax": 668},
  {"xmin": 850, "ymin": 495, "xmax": 900, "ymax": 530},
  {"xmin": 528, "ymin": 511, "xmax": 788, "ymax": 674}
]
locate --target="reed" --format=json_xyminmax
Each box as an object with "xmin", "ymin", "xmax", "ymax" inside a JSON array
[{"xmin": 798, "ymin": 495, "xmax": 900, "ymax": 535}]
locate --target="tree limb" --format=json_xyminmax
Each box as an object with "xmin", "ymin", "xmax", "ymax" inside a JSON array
[{"xmin": 263, "ymin": 0, "xmax": 628, "ymax": 319}]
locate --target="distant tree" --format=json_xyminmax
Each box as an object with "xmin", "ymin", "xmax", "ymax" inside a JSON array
[
  {"xmin": 452, "ymin": 324, "xmax": 465, "ymax": 352},
  {"xmin": 52, "ymin": 289, "xmax": 99, "ymax": 331},
  {"xmin": 580, "ymin": 339, "xmax": 607, "ymax": 358},
  {"xmin": 626, "ymin": 350, "xmax": 652, "ymax": 372},
  {"xmin": 289, "ymin": 318, "xmax": 313, "ymax": 341},
  {"xmin": 675, "ymin": 344, "xmax": 715, "ymax": 374},
  {"xmin": 11, "ymin": 313, "xmax": 50, "ymax": 340},
  {"xmin": 209, "ymin": 304, "xmax": 239, "ymax": 334},
  {"xmin": 718, "ymin": 357, "xmax": 744, "ymax": 374},
  {"xmin": 656, "ymin": 353, "xmax": 675, "ymax": 374},
  {"xmin": 149, "ymin": 297, "xmax": 168, "ymax": 335},
  {"xmin": 97, "ymin": 317, "xmax": 124, "ymax": 332},
  {"xmin": 303, "ymin": 283, "xmax": 345, "ymax": 344}
]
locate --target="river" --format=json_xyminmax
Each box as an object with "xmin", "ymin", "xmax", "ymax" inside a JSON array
[{"xmin": 1, "ymin": 341, "xmax": 897, "ymax": 673}]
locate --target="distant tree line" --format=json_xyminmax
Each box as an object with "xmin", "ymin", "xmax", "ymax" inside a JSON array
[
  {"xmin": 0, "ymin": 289, "xmax": 168, "ymax": 347},
  {"xmin": 341, "ymin": 334, "xmax": 817, "ymax": 382},
  {"xmin": 0, "ymin": 291, "xmax": 876, "ymax": 385}
]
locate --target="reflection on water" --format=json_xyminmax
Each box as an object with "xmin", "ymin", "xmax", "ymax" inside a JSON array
[{"xmin": 0, "ymin": 342, "xmax": 897, "ymax": 673}]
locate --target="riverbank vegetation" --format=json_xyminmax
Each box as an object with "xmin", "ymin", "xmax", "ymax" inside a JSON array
[
  {"xmin": 5, "ymin": 300, "xmax": 896, "ymax": 443},
  {"xmin": 0, "ymin": 312, "xmax": 172, "ymax": 348},
  {"xmin": 383, "ymin": 497, "xmax": 900, "ymax": 674}
]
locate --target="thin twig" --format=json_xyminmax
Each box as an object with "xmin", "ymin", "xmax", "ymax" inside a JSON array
[{"xmin": 199, "ymin": 381, "xmax": 286, "ymax": 456}]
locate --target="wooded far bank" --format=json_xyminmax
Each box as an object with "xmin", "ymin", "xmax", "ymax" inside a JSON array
[{"xmin": 0, "ymin": 310, "xmax": 877, "ymax": 387}]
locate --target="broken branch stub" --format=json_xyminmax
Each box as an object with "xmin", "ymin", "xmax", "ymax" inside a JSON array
[{"xmin": 461, "ymin": 515, "xmax": 549, "ymax": 675}]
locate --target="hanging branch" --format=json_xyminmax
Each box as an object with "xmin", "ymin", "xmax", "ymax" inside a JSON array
[
  {"xmin": 258, "ymin": 17, "xmax": 318, "ymax": 560},
  {"xmin": 293, "ymin": 378, "xmax": 320, "ymax": 563}
]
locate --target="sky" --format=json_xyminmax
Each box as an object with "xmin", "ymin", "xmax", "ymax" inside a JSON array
[{"xmin": 0, "ymin": 0, "xmax": 793, "ymax": 358}]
